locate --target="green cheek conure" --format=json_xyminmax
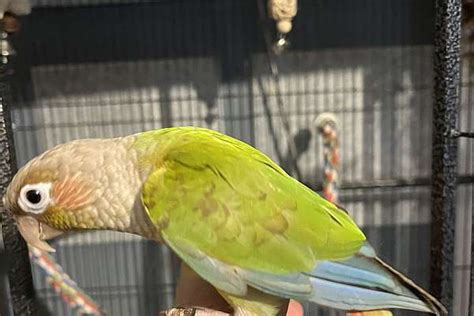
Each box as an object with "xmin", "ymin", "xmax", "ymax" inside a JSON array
[{"xmin": 4, "ymin": 127, "xmax": 446, "ymax": 316}]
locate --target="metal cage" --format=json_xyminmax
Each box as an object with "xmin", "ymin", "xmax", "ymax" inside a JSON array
[{"xmin": 0, "ymin": 0, "xmax": 472, "ymax": 315}]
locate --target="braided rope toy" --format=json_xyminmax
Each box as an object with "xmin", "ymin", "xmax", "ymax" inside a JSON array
[
  {"xmin": 316, "ymin": 113, "xmax": 340, "ymax": 204},
  {"xmin": 29, "ymin": 247, "xmax": 104, "ymax": 315}
]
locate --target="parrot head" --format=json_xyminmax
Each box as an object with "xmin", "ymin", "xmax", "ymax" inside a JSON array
[{"xmin": 3, "ymin": 137, "xmax": 156, "ymax": 253}]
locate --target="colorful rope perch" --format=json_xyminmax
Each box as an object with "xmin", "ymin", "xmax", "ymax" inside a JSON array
[{"xmin": 29, "ymin": 248, "xmax": 104, "ymax": 315}]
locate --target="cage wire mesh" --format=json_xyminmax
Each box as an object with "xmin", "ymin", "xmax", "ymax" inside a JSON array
[{"xmin": 3, "ymin": 0, "xmax": 472, "ymax": 315}]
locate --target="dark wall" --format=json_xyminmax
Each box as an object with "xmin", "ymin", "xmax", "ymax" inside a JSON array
[{"xmin": 13, "ymin": 0, "xmax": 434, "ymax": 74}]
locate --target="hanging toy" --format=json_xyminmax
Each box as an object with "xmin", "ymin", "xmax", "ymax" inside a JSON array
[
  {"xmin": 316, "ymin": 113, "xmax": 340, "ymax": 203},
  {"xmin": 268, "ymin": 0, "xmax": 297, "ymax": 54}
]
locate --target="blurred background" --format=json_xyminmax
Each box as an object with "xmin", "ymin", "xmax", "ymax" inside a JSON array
[{"xmin": 0, "ymin": 0, "xmax": 472, "ymax": 315}]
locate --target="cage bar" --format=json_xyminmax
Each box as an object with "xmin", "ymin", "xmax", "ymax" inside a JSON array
[{"xmin": 430, "ymin": 0, "xmax": 462, "ymax": 314}]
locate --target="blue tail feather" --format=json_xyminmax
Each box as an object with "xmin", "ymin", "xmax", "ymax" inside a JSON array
[{"xmin": 305, "ymin": 243, "xmax": 446, "ymax": 314}]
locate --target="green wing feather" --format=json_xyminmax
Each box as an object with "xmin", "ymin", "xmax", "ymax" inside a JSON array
[{"xmin": 137, "ymin": 127, "xmax": 365, "ymax": 274}]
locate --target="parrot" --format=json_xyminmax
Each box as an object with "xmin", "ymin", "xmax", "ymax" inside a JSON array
[{"xmin": 3, "ymin": 127, "xmax": 446, "ymax": 316}]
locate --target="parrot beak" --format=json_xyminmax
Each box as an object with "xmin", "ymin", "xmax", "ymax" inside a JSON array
[{"xmin": 16, "ymin": 216, "xmax": 63, "ymax": 252}]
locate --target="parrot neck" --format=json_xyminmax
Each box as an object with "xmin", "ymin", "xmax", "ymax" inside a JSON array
[
  {"xmin": 81, "ymin": 136, "xmax": 162, "ymax": 242},
  {"xmin": 117, "ymin": 135, "xmax": 165, "ymax": 242},
  {"xmin": 126, "ymin": 198, "xmax": 161, "ymax": 241}
]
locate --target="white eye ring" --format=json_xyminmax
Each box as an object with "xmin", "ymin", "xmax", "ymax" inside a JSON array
[{"xmin": 18, "ymin": 183, "xmax": 52, "ymax": 215}]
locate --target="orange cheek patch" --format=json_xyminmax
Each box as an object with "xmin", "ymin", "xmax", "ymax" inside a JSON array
[{"xmin": 53, "ymin": 175, "xmax": 94, "ymax": 211}]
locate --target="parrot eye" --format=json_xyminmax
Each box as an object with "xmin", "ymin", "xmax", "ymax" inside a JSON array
[
  {"xmin": 18, "ymin": 183, "xmax": 52, "ymax": 214},
  {"xmin": 26, "ymin": 190, "xmax": 42, "ymax": 204}
]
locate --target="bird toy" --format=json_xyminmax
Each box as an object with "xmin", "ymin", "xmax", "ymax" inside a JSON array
[
  {"xmin": 316, "ymin": 113, "xmax": 340, "ymax": 204},
  {"xmin": 268, "ymin": 0, "xmax": 297, "ymax": 54}
]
